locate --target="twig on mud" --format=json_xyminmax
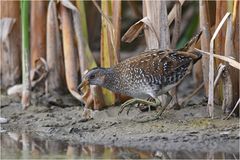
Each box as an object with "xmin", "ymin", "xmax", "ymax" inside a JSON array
[
  {"xmin": 214, "ymin": 64, "xmax": 226, "ymax": 87},
  {"xmin": 224, "ymin": 98, "xmax": 240, "ymax": 120}
]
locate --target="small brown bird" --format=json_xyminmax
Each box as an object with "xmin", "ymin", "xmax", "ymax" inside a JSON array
[{"xmin": 78, "ymin": 32, "xmax": 202, "ymax": 122}]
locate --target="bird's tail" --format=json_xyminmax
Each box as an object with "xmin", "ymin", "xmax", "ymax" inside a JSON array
[
  {"xmin": 181, "ymin": 31, "xmax": 202, "ymax": 51},
  {"xmin": 181, "ymin": 31, "xmax": 203, "ymax": 64}
]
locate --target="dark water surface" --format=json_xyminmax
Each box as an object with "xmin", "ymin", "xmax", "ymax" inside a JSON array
[{"xmin": 1, "ymin": 132, "xmax": 239, "ymax": 159}]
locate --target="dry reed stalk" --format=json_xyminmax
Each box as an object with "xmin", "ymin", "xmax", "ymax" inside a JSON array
[
  {"xmin": 232, "ymin": 0, "xmax": 240, "ymax": 110},
  {"xmin": 74, "ymin": 2, "xmax": 97, "ymax": 71},
  {"xmin": 92, "ymin": 0, "xmax": 117, "ymax": 59},
  {"xmin": 224, "ymin": 14, "xmax": 237, "ymax": 112},
  {"xmin": 214, "ymin": 1, "xmax": 228, "ymax": 103},
  {"xmin": 199, "ymin": 0, "xmax": 211, "ymax": 95},
  {"xmin": 215, "ymin": 1, "xmax": 227, "ymax": 59},
  {"xmin": 112, "ymin": 0, "xmax": 125, "ymax": 103},
  {"xmin": 74, "ymin": 1, "xmax": 105, "ymax": 110},
  {"xmin": 222, "ymin": 67, "xmax": 233, "ymax": 113},
  {"xmin": 238, "ymin": 0, "xmax": 240, "ymax": 105},
  {"xmin": 208, "ymin": 12, "xmax": 231, "ymax": 118},
  {"xmin": 170, "ymin": 1, "xmax": 182, "ymax": 109},
  {"xmin": 0, "ymin": 1, "xmax": 21, "ymax": 90},
  {"xmin": 195, "ymin": 48, "xmax": 240, "ymax": 70},
  {"xmin": 171, "ymin": 1, "xmax": 182, "ymax": 48},
  {"xmin": 193, "ymin": 1, "xmax": 205, "ymax": 87},
  {"xmin": 195, "ymin": 1, "xmax": 214, "ymax": 88},
  {"xmin": 30, "ymin": 1, "xmax": 48, "ymax": 69},
  {"xmin": 99, "ymin": 1, "xmax": 116, "ymax": 106},
  {"xmin": 59, "ymin": 2, "xmax": 83, "ymax": 102},
  {"xmin": 45, "ymin": 1, "xmax": 66, "ymax": 94},
  {"xmin": 232, "ymin": 0, "xmax": 238, "ymax": 27},
  {"xmin": 112, "ymin": 0, "xmax": 121, "ymax": 63},
  {"xmin": 168, "ymin": 0, "xmax": 185, "ymax": 26},
  {"xmin": 143, "ymin": 0, "xmax": 170, "ymax": 49}
]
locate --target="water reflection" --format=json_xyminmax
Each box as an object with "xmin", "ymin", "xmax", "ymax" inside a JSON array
[{"xmin": 1, "ymin": 132, "xmax": 239, "ymax": 159}]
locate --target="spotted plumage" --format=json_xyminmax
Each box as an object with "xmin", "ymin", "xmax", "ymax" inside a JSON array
[
  {"xmin": 80, "ymin": 49, "xmax": 201, "ymax": 99},
  {"xmin": 79, "ymin": 31, "xmax": 202, "ymax": 121}
]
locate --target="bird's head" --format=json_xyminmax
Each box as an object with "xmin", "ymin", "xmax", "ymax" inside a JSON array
[{"xmin": 78, "ymin": 67, "xmax": 109, "ymax": 92}]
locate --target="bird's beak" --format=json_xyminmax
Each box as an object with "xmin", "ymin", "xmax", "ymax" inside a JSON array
[{"xmin": 77, "ymin": 79, "xmax": 89, "ymax": 92}]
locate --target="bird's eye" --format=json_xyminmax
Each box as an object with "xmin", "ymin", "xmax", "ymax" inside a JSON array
[{"xmin": 89, "ymin": 74, "xmax": 95, "ymax": 79}]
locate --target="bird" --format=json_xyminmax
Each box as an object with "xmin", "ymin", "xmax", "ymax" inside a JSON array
[{"xmin": 78, "ymin": 31, "xmax": 202, "ymax": 122}]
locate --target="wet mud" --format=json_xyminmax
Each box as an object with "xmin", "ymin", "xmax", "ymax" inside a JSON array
[{"xmin": 1, "ymin": 93, "xmax": 239, "ymax": 155}]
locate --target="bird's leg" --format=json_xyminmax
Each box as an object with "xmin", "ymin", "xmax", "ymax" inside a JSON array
[
  {"xmin": 134, "ymin": 92, "xmax": 172, "ymax": 123},
  {"xmin": 168, "ymin": 87, "xmax": 181, "ymax": 110},
  {"xmin": 137, "ymin": 97, "xmax": 158, "ymax": 112},
  {"xmin": 127, "ymin": 97, "xmax": 161, "ymax": 115},
  {"xmin": 155, "ymin": 92, "xmax": 172, "ymax": 117},
  {"xmin": 118, "ymin": 98, "xmax": 160, "ymax": 115}
]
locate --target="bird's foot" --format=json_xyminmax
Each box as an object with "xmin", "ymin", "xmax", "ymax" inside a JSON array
[
  {"xmin": 118, "ymin": 98, "xmax": 157, "ymax": 115},
  {"xmin": 138, "ymin": 105, "xmax": 157, "ymax": 112},
  {"xmin": 137, "ymin": 97, "xmax": 157, "ymax": 112},
  {"xmin": 118, "ymin": 99, "xmax": 136, "ymax": 115}
]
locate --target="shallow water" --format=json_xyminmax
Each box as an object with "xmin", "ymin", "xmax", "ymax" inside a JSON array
[{"xmin": 1, "ymin": 132, "xmax": 239, "ymax": 159}]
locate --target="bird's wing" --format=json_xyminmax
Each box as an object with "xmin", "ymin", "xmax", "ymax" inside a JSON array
[
  {"xmin": 114, "ymin": 50, "xmax": 194, "ymax": 87},
  {"xmin": 114, "ymin": 49, "xmax": 165, "ymax": 72},
  {"xmin": 151, "ymin": 51, "xmax": 193, "ymax": 76}
]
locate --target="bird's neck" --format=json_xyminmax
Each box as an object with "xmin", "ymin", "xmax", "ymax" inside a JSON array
[{"xmin": 101, "ymin": 68, "xmax": 120, "ymax": 92}]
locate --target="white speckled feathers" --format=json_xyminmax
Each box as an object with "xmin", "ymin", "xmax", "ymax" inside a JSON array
[{"xmin": 109, "ymin": 49, "xmax": 200, "ymax": 98}]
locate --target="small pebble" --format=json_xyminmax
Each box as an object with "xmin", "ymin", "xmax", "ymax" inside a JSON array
[
  {"xmin": 0, "ymin": 128, "xmax": 7, "ymax": 133},
  {"xmin": 220, "ymin": 131, "xmax": 231, "ymax": 135},
  {"xmin": 82, "ymin": 126, "xmax": 88, "ymax": 130},
  {"xmin": 78, "ymin": 118, "xmax": 90, "ymax": 123},
  {"xmin": 188, "ymin": 131, "xmax": 199, "ymax": 134},
  {"xmin": 92, "ymin": 124, "xmax": 100, "ymax": 129},
  {"xmin": 0, "ymin": 117, "xmax": 8, "ymax": 124}
]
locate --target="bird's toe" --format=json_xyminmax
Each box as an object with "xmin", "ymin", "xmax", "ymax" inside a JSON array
[{"xmin": 138, "ymin": 105, "xmax": 157, "ymax": 112}]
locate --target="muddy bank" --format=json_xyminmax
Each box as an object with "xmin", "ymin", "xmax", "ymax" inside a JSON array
[{"xmin": 1, "ymin": 93, "xmax": 239, "ymax": 154}]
